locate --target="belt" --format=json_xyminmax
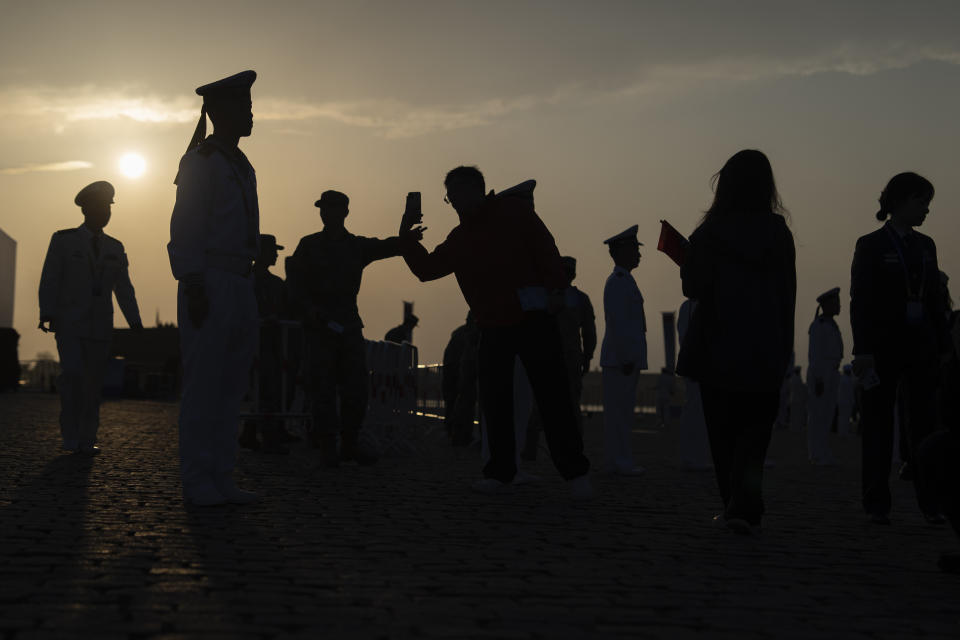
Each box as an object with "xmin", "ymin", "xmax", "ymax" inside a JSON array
[{"xmin": 206, "ymin": 252, "xmax": 253, "ymax": 276}]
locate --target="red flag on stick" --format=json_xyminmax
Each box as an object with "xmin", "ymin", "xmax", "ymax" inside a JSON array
[{"xmin": 657, "ymin": 220, "xmax": 689, "ymax": 267}]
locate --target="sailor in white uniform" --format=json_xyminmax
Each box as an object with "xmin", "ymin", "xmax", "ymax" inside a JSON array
[
  {"xmin": 807, "ymin": 287, "xmax": 843, "ymax": 465},
  {"xmin": 599, "ymin": 225, "xmax": 647, "ymax": 475},
  {"xmin": 168, "ymin": 70, "xmax": 260, "ymax": 506},
  {"xmin": 38, "ymin": 181, "xmax": 142, "ymax": 454}
]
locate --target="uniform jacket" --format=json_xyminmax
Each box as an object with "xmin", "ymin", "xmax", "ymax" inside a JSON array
[
  {"xmin": 600, "ymin": 266, "xmax": 647, "ymax": 369},
  {"xmin": 679, "ymin": 212, "xmax": 796, "ymax": 392},
  {"xmin": 168, "ymin": 136, "xmax": 260, "ymax": 281},
  {"xmin": 38, "ymin": 224, "xmax": 141, "ymax": 340},
  {"xmin": 850, "ymin": 222, "xmax": 945, "ymax": 364},
  {"xmin": 807, "ymin": 316, "xmax": 843, "ymax": 372},
  {"xmin": 402, "ymin": 194, "xmax": 566, "ymax": 327},
  {"xmin": 286, "ymin": 230, "xmax": 402, "ymax": 331}
]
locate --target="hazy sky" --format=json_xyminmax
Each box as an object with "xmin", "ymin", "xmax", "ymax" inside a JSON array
[{"xmin": 3, "ymin": 1, "xmax": 960, "ymax": 370}]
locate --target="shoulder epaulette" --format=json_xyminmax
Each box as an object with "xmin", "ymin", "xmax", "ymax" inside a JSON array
[{"xmin": 53, "ymin": 228, "xmax": 77, "ymax": 236}]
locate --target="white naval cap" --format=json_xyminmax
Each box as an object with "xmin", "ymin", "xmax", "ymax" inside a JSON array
[
  {"xmin": 816, "ymin": 287, "xmax": 841, "ymax": 303},
  {"xmin": 603, "ymin": 224, "xmax": 642, "ymax": 246}
]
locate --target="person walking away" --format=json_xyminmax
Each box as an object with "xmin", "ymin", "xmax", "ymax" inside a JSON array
[{"xmin": 677, "ymin": 149, "xmax": 796, "ymax": 535}]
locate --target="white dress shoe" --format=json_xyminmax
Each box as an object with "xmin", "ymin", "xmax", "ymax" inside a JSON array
[
  {"xmin": 215, "ymin": 475, "xmax": 258, "ymax": 504},
  {"xmin": 512, "ymin": 470, "xmax": 541, "ymax": 486}
]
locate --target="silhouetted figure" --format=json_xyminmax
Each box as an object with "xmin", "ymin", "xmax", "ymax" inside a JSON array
[
  {"xmin": 286, "ymin": 190, "xmax": 412, "ymax": 468},
  {"xmin": 385, "ymin": 314, "xmax": 419, "ymax": 344},
  {"xmin": 677, "ymin": 149, "xmax": 796, "ymax": 535},
  {"xmin": 399, "ymin": 166, "xmax": 592, "ymax": 499},
  {"xmin": 919, "ymin": 316, "xmax": 960, "ymax": 571},
  {"xmin": 168, "ymin": 70, "xmax": 260, "ymax": 507},
  {"xmin": 789, "ymin": 366, "xmax": 807, "ymax": 431},
  {"xmin": 677, "ymin": 299, "xmax": 712, "ymax": 470},
  {"xmin": 807, "ymin": 287, "xmax": 843, "ymax": 466},
  {"xmin": 442, "ymin": 311, "xmax": 479, "ymax": 443},
  {"xmin": 39, "ymin": 181, "xmax": 142, "ymax": 455},
  {"xmin": 851, "ymin": 172, "xmax": 948, "ymax": 525},
  {"xmin": 0, "ymin": 327, "xmax": 20, "ymax": 392},
  {"xmin": 522, "ymin": 255, "xmax": 596, "ymax": 459},
  {"xmin": 239, "ymin": 234, "xmax": 291, "ymax": 454},
  {"xmin": 600, "ymin": 225, "xmax": 647, "ymax": 476},
  {"xmin": 837, "ymin": 364, "xmax": 855, "ymax": 437}
]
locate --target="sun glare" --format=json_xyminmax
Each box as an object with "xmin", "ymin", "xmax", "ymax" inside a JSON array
[{"xmin": 118, "ymin": 153, "xmax": 146, "ymax": 178}]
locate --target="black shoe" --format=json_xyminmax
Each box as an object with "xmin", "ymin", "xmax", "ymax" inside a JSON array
[
  {"xmin": 938, "ymin": 553, "xmax": 960, "ymax": 574},
  {"xmin": 868, "ymin": 512, "xmax": 891, "ymax": 525},
  {"xmin": 341, "ymin": 444, "xmax": 379, "ymax": 465},
  {"xmin": 924, "ymin": 512, "xmax": 947, "ymax": 525}
]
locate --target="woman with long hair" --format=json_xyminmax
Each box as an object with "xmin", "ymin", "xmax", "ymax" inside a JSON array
[
  {"xmin": 677, "ymin": 149, "xmax": 796, "ymax": 534},
  {"xmin": 850, "ymin": 172, "xmax": 947, "ymax": 525}
]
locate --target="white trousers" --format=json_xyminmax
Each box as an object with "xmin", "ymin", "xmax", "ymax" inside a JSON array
[
  {"xmin": 55, "ymin": 335, "xmax": 111, "ymax": 449},
  {"xmin": 807, "ymin": 366, "xmax": 839, "ymax": 464},
  {"xmin": 602, "ymin": 366, "xmax": 640, "ymax": 472},
  {"xmin": 678, "ymin": 379, "xmax": 712, "ymax": 469},
  {"xmin": 177, "ymin": 269, "xmax": 258, "ymax": 495}
]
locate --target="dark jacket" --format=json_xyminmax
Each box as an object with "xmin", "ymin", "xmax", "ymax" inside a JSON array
[
  {"xmin": 402, "ymin": 195, "xmax": 566, "ymax": 327},
  {"xmin": 678, "ymin": 212, "xmax": 796, "ymax": 392},
  {"xmin": 850, "ymin": 222, "xmax": 945, "ymax": 367}
]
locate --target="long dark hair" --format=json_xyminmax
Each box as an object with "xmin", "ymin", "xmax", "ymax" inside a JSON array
[
  {"xmin": 703, "ymin": 149, "xmax": 786, "ymax": 223},
  {"xmin": 876, "ymin": 172, "xmax": 934, "ymax": 221}
]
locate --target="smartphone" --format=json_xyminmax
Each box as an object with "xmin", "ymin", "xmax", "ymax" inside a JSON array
[{"xmin": 405, "ymin": 191, "xmax": 421, "ymax": 216}]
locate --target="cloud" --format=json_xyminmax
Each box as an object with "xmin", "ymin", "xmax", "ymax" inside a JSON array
[
  {"xmin": 0, "ymin": 160, "xmax": 92, "ymax": 175},
  {"xmin": 1, "ymin": 44, "xmax": 959, "ymax": 140}
]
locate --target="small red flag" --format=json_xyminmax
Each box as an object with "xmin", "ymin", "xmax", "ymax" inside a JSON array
[{"xmin": 657, "ymin": 220, "xmax": 689, "ymax": 267}]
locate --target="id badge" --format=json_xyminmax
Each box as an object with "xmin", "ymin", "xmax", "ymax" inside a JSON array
[{"xmin": 906, "ymin": 299, "xmax": 924, "ymax": 325}]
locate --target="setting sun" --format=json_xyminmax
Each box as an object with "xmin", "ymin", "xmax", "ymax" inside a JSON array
[{"xmin": 118, "ymin": 152, "xmax": 146, "ymax": 178}]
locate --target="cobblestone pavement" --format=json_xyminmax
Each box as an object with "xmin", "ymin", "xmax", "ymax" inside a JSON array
[{"xmin": 1, "ymin": 393, "xmax": 958, "ymax": 639}]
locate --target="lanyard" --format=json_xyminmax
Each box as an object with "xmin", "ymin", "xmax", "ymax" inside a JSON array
[{"xmin": 884, "ymin": 223, "xmax": 926, "ymax": 300}]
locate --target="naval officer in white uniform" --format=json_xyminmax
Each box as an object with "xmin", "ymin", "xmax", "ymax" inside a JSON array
[
  {"xmin": 168, "ymin": 70, "xmax": 260, "ymax": 506},
  {"xmin": 600, "ymin": 225, "xmax": 647, "ymax": 475},
  {"xmin": 807, "ymin": 287, "xmax": 843, "ymax": 465},
  {"xmin": 39, "ymin": 181, "xmax": 142, "ymax": 455}
]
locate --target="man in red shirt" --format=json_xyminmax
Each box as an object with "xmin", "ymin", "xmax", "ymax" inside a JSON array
[{"xmin": 400, "ymin": 166, "xmax": 592, "ymax": 499}]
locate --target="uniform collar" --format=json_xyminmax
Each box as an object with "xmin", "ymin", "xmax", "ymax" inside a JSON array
[
  {"xmin": 77, "ymin": 224, "xmax": 104, "ymax": 239},
  {"xmin": 613, "ymin": 265, "xmax": 633, "ymax": 277}
]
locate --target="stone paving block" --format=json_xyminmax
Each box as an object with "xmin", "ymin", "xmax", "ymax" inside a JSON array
[{"xmin": 1, "ymin": 394, "xmax": 960, "ymax": 639}]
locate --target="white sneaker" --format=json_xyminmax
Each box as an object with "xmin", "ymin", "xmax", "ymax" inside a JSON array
[
  {"xmin": 184, "ymin": 484, "xmax": 228, "ymax": 507},
  {"xmin": 512, "ymin": 470, "xmax": 541, "ymax": 486},
  {"xmin": 471, "ymin": 477, "xmax": 510, "ymax": 495},
  {"xmin": 569, "ymin": 474, "xmax": 594, "ymax": 501},
  {"xmin": 214, "ymin": 475, "xmax": 258, "ymax": 505}
]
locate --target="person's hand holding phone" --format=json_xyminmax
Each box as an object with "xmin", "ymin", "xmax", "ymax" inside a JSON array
[{"xmin": 400, "ymin": 191, "xmax": 426, "ymax": 239}]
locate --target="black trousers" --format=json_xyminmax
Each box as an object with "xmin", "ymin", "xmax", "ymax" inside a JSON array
[
  {"xmin": 861, "ymin": 359, "xmax": 938, "ymax": 516},
  {"xmin": 478, "ymin": 313, "xmax": 590, "ymax": 483},
  {"xmin": 919, "ymin": 430, "xmax": 960, "ymax": 538},
  {"xmin": 700, "ymin": 384, "xmax": 779, "ymax": 526}
]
